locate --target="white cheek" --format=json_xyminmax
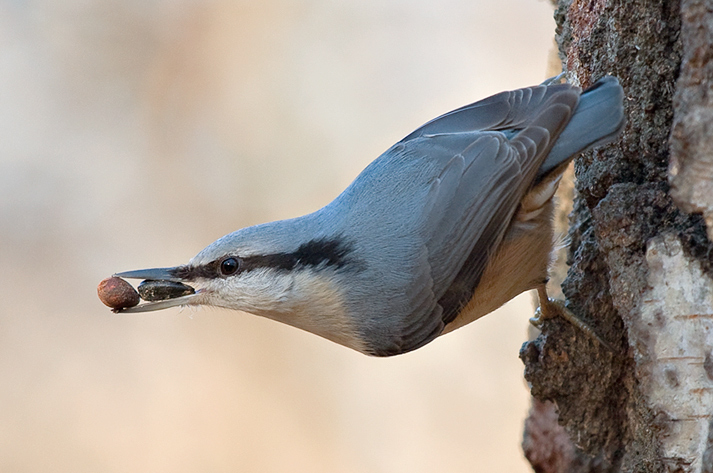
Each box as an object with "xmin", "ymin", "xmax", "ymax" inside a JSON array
[
  {"xmin": 200, "ymin": 269, "xmax": 294, "ymax": 313},
  {"xmin": 197, "ymin": 268, "xmax": 366, "ymax": 352}
]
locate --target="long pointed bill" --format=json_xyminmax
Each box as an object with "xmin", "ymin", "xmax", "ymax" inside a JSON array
[
  {"xmin": 113, "ymin": 267, "xmax": 184, "ymax": 282},
  {"xmin": 119, "ymin": 294, "xmax": 198, "ymax": 313},
  {"xmin": 112, "ymin": 266, "xmax": 201, "ymax": 313}
]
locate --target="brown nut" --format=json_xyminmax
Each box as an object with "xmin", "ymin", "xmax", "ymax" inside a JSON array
[{"xmin": 98, "ymin": 277, "xmax": 140, "ymax": 310}]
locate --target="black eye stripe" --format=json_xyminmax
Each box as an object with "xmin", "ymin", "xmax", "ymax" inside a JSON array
[
  {"xmin": 170, "ymin": 237, "xmax": 362, "ymax": 281},
  {"xmin": 238, "ymin": 238, "xmax": 355, "ymax": 273}
]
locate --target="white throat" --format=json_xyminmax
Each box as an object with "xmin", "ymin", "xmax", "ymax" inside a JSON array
[{"xmin": 201, "ymin": 268, "xmax": 367, "ymax": 352}]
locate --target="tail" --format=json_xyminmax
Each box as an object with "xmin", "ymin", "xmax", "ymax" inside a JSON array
[{"xmin": 538, "ymin": 76, "xmax": 625, "ymax": 177}]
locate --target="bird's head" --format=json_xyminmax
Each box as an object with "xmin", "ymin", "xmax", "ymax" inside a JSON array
[{"xmin": 114, "ymin": 219, "xmax": 369, "ymax": 352}]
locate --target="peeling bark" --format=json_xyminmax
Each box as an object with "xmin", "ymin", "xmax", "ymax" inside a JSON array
[
  {"xmin": 669, "ymin": 0, "xmax": 713, "ymax": 241},
  {"xmin": 521, "ymin": 1, "xmax": 713, "ymax": 471}
]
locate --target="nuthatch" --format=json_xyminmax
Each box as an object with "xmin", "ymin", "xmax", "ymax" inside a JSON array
[{"xmin": 113, "ymin": 76, "xmax": 625, "ymax": 356}]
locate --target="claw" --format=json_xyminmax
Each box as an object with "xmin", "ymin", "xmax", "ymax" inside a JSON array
[
  {"xmin": 531, "ymin": 285, "xmax": 616, "ymax": 352},
  {"xmin": 529, "ymin": 305, "xmax": 546, "ymax": 329},
  {"xmin": 540, "ymin": 72, "xmax": 566, "ymax": 86}
]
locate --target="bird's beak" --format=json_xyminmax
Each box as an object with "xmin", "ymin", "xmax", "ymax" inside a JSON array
[
  {"xmin": 114, "ymin": 267, "xmax": 183, "ymax": 282},
  {"xmin": 112, "ymin": 266, "xmax": 200, "ymax": 313}
]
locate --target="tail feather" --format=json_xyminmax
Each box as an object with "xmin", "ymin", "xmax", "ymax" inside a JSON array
[{"xmin": 538, "ymin": 76, "xmax": 625, "ymax": 177}]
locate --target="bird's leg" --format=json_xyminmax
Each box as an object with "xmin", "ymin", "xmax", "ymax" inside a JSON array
[
  {"xmin": 530, "ymin": 283, "xmax": 615, "ymax": 351},
  {"xmin": 540, "ymin": 72, "xmax": 566, "ymax": 86}
]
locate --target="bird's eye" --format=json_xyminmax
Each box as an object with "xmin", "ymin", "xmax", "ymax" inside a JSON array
[{"xmin": 219, "ymin": 257, "xmax": 240, "ymax": 276}]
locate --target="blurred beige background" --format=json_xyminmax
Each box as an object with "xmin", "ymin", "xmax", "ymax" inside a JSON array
[{"xmin": 0, "ymin": 1, "xmax": 555, "ymax": 471}]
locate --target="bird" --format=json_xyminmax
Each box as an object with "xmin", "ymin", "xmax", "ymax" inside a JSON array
[{"xmin": 113, "ymin": 75, "xmax": 625, "ymax": 356}]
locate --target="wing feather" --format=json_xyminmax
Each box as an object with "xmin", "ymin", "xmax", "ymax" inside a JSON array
[
  {"xmin": 342, "ymin": 82, "xmax": 582, "ymax": 355},
  {"xmin": 400, "ymin": 83, "xmax": 576, "ymax": 141},
  {"xmin": 415, "ymin": 88, "xmax": 579, "ymax": 326}
]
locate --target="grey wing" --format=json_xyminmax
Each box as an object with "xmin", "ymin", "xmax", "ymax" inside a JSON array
[
  {"xmin": 400, "ymin": 82, "xmax": 579, "ymax": 141},
  {"xmin": 422, "ymin": 86, "xmax": 581, "ymax": 322},
  {"xmin": 370, "ymin": 85, "xmax": 581, "ymax": 354}
]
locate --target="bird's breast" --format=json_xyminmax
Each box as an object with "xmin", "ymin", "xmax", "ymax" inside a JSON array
[{"xmin": 441, "ymin": 193, "xmax": 557, "ymax": 334}]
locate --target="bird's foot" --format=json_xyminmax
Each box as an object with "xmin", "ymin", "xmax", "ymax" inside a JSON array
[
  {"xmin": 531, "ymin": 285, "xmax": 615, "ymax": 352},
  {"xmin": 540, "ymin": 72, "xmax": 566, "ymax": 86}
]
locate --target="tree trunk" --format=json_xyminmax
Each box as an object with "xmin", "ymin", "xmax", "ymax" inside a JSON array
[{"xmin": 520, "ymin": 1, "xmax": 713, "ymax": 472}]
